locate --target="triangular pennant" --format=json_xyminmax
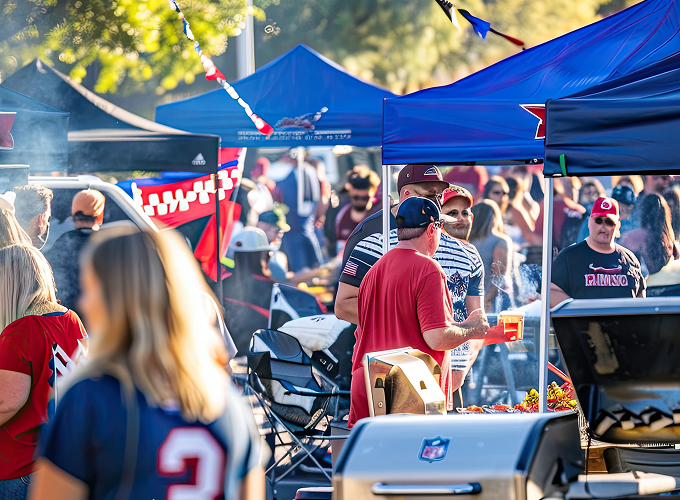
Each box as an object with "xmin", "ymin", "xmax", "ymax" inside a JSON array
[
  {"xmin": 434, "ymin": 0, "xmax": 461, "ymax": 30},
  {"xmin": 457, "ymin": 9, "xmax": 491, "ymax": 39}
]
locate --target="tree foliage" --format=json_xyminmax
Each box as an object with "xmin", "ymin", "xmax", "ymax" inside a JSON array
[
  {"xmin": 1, "ymin": 0, "xmax": 637, "ymax": 97},
  {"xmin": 1, "ymin": 0, "xmax": 275, "ymax": 94},
  {"xmin": 255, "ymin": 0, "xmax": 637, "ymax": 94}
]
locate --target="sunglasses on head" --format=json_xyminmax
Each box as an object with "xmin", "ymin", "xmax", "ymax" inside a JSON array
[{"xmin": 593, "ymin": 217, "xmax": 616, "ymax": 227}]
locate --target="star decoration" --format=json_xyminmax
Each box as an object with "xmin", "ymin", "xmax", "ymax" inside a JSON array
[{"xmin": 520, "ymin": 104, "xmax": 546, "ymax": 140}]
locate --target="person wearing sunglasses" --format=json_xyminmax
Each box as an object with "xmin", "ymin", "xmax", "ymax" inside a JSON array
[
  {"xmin": 439, "ymin": 186, "xmax": 487, "ymax": 403},
  {"xmin": 349, "ymin": 197, "xmax": 487, "ymax": 428},
  {"xmin": 335, "ymin": 166, "xmax": 381, "ymax": 252},
  {"xmin": 550, "ymin": 196, "xmax": 645, "ymax": 307}
]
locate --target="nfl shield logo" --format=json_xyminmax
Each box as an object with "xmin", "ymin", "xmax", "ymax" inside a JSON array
[{"xmin": 419, "ymin": 436, "xmax": 451, "ymax": 462}]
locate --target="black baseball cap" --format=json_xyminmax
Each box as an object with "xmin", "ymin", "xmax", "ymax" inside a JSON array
[{"xmin": 396, "ymin": 197, "xmax": 441, "ymax": 229}]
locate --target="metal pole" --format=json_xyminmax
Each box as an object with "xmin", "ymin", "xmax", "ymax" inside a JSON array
[
  {"xmin": 215, "ymin": 158, "xmax": 223, "ymax": 304},
  {"xmin": 236, "ymin": 0, "xmax": 255, "ymax": 80},
  {"xmin": 297, "ymin": 146, "xmax": 305, "ymax": 216},
  {"xmin": 538, "ymin": 177, "xmax": 554, "ymax": 413},
  {"xmin": 382, "ymin": 164, "xmax": 390, "ymax": 254}
]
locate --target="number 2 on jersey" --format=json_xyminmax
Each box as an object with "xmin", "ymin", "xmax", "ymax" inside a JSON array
[{"xmin": 158, "ymin": 427, "xmax": 225, "ymax": 500}]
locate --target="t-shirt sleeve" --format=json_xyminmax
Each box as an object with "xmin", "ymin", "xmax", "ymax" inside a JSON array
[
  {"xmin": 0, "ymin": 334, "xmax": 30, "ymax": 375},
  {"xmin": 626, "ymin": 249, "xmax": 647, "ymax": 295},
  {"xmin": 416, "ymin": 267, "xmax": 454, "ymax": 333},
  {"xmin": 467, "ymin": 259, "xmax": 484, "ymax": 297},
  {"xmin": 550, "ymin": 247, "xmax": 571, "ymax": 295},
  {"xmin": 339, "ymin": 234, "xmax": 383, "ymax": 288},
  {"xmin": 69, "ymin": 311, "xmax": 89, "ymax": 339},
  {"xmin": 222, "ymin": 381, "xmax": 269, "ymax": 500},
  {"xmin": 37, "ymin": 380, "xmax": 94, "ymax": 484}
]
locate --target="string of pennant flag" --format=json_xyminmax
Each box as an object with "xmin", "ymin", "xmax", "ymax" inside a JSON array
[
  {"xmin": 435, "ymin": 0, "xmax": 525, "ymax": 48},
  {"xmin": 168, "ymin": 0, "xmax": 274, "ymax": 136}
]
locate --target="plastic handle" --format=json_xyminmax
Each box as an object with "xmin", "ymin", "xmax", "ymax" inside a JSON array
[{"xmin": 371, "ymin": 483, "xmax": 481, "ymax": 495}]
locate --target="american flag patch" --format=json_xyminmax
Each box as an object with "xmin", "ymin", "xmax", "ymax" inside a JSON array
[{"xmin": 343, "ymin": 261, "xmax": 358, "ymax": 276}]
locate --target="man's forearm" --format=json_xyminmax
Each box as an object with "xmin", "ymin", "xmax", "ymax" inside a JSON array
[
  {"xmin": 423, "ymin": 323, "xmax": 485, "ymax": 351},
  {"xmin": 549, "ymin": 283, "xmax": 571, "ymax": 308}
]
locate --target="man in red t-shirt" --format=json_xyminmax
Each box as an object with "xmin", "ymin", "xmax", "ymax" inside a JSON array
[{"xmin": 350, "ymin": 197, "xmax": 488, "ymax": 428}]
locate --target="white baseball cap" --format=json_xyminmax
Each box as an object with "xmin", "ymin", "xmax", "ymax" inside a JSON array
[
  {"xmin": 229, "ymin": 227, "xmax": 275, "ymax": 253},
  {"xmin": 0, "ymin": 191, "xmax": 16, "ymax": 213}
]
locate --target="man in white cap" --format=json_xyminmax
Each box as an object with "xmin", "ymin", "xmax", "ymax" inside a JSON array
[{"xmin": 222, "ymin": 227, "xmax": 277, "ymax": 355}]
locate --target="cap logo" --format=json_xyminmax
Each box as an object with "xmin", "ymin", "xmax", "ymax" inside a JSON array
[
  {"xmin": 424, "ymin": 167, "xmax": 438, "ymax": 175},
  {"xmin": 600, "ymin": 199, "xmax": 612, "ymax": 210}
]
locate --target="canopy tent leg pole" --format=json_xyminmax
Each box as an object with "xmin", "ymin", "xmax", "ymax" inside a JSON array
[
  {"xmin": 538, "ymin": 177, "xmax": 554, "ymax": 413},
  {"xmin": 215, "ymin": 158, "xmax": 223, "ymax": 304},
  {"xmin": 382, "ymin": 164, "xmax": 390, "ymax": 254},
  {"xmin": 297, "ymin": 146, "xmax": 305, "ymax": 216}
]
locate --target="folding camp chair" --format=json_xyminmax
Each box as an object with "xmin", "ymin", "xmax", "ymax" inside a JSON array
[
  {"xmin": 268, "ymin": 283, "xmax": 326, "ymax": 331},
  {"xmin": 246, "ymin": 328, "xmax": 349, "ymax": 488}
]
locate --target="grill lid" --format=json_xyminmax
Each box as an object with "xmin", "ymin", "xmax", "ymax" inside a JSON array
[{"xmin": 552, "ymin": 297, "xmax": 680, "ymax": 443}]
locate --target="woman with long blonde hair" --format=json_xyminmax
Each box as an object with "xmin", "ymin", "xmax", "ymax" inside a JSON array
[
  {"xmin": 0, "ymin": 245, "xmax": 88, "ymax": 499},
  {"xmin": 30, "ymin": 227, "xmax": 265, "ymax": 500}
]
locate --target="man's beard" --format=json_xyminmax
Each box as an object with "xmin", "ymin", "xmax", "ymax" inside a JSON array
[
  {"xmin": 351, "ymin": 202, "xmax": 369, "ymax": 212},
  {"xmin": 444, "ymin": 223, "xmax": 471, "ymax": 241}
]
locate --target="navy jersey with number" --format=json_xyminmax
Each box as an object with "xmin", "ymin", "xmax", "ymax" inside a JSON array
[{"xmin": 38, "ymin": 375, "xmax": 262, "ymax": 500}]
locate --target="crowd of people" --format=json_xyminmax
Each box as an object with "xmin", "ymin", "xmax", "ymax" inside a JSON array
[
  {"xmin": 3, "ymin": 158, "xmax": 680, "ymax": 495},
  {"xmin": 0, "ymin": 188, "xmax": 264, "ymax": 499},
  {"xmin": 333, "ymin": 164, "xmax": 680, "ymax": 428},
  {"xmin": 240, "ymin": 152, "xmax": 680, "ymax": 317}
]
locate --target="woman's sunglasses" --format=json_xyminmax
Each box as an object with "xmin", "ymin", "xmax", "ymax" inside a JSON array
[{"xmin": 593, "ymin": 217, "xmax": 616, "ymax": 227}]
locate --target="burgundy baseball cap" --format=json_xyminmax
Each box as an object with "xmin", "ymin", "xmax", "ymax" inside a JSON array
[
  {"xmin": 442, "ymin": 185, "xmax": 474, "ymax": 208},
  {"xmin": 590, "ymin": 196, "xmax": 620, "ymax": 223},
  {"xmin": 397, "ymin": 164, "xmax": 450, "ymax": 192}
]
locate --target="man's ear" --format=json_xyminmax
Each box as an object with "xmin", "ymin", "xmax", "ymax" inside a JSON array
[{"xmin": 427, "ymin": 224, "xmax": 436, "ymax": 237}]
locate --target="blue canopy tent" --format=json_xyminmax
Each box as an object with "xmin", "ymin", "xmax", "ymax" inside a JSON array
[
  {"xmin": 544, "ymin": 51, "xmax": 680, "ymax": 177},
  {"xmin": 382, "ymin": 0, "xmax": 680, "ymax": 166},
  {"xmin": 380, "ymin": 0, "xmax": 680, "ymax": 413},
  {"xmin": 155, "ymin": 44, "xmax": 396, "ymax": 148},
  {"xmin": 0, "ymin": 86, "xmax": 69, "ymax": 174}
]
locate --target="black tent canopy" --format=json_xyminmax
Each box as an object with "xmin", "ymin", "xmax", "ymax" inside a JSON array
[
  {"xmin": 2, "ymin": 59, "xmax": 219, "ymax": 175},
  {"xmin": 0, "ymin": 86, "xmax": 69, "ymax": 173},
  {"xmin": 544, "ymin": 51, "xmax": 680, "ymax": 177}
]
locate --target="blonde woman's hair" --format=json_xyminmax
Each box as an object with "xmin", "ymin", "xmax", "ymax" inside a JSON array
[
  {"xmin": 0, "ymin": 209, "xmax": 32, "ymax": 249},
  {"xmin": 0, "ymin": 244, "xmax": 58, "ymax": 330},
  {"xmin": 73, "ymin": 227, "xmax": 228, "ymax": 423}
]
